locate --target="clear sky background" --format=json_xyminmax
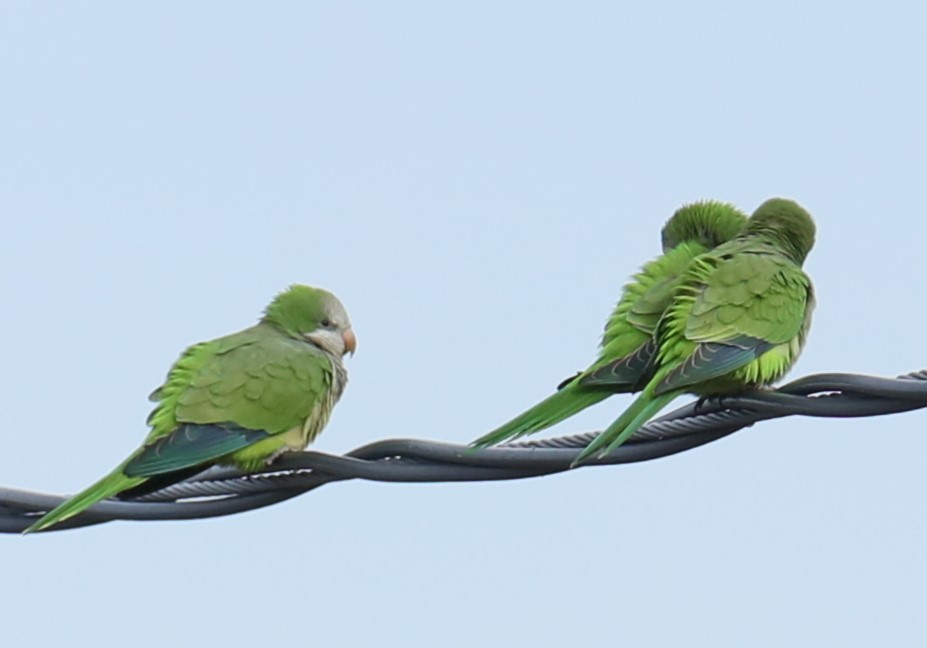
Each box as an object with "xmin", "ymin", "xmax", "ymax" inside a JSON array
[{"xmin": 2, "ymin": 2, "xmax": 926, "ymax": 646}]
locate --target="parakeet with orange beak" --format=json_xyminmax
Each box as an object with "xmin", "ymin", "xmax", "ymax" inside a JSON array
[{"xmin": 26, "ymin": 284, "xmax": 356, "ymax": 532}]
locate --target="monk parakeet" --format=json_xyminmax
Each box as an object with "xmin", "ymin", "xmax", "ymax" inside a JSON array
[
  {"xmin": 471, "ymin": 200, "xmax": 747, "ymax": 448},
  {"xmin": 573, "ymin": 197, "xmax": 816, "ymax": 466},
  {"xmin": 25, "ymin": 284, "xmax": 356, "ymax": 533}
]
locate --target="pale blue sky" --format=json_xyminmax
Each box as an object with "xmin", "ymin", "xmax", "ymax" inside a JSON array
[{"xmin": 3, "ymin": 2, "xmax": 927, "ymax": 646}]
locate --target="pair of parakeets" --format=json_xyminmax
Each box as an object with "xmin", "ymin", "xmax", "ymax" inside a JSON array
[
  {"xmin": 473, "ymin": 197, "xmax": 816, "ymax": 464},
  {"xmin": 26, "ymin": 197, "xmax": 815, "ymax": 533}
]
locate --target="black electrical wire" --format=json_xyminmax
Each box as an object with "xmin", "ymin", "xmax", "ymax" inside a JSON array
[{"xmin": 2, "ymin": 369, "xmax": 925, "ymax": 533}]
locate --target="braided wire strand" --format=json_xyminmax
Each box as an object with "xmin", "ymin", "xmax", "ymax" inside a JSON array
[{"xmin": 2, "ymin": 368, "xmax": 926, "ymax": 533}]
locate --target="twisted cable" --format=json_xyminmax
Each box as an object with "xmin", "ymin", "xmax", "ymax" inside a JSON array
[{"xmin": 2, "ymin": 368, "xmax": 925, "ymax": 533}]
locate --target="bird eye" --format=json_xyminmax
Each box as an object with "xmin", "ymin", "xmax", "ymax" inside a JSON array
[{"xmin": 321, "ymin": 318, "xmax": 332, "ymax": 327}]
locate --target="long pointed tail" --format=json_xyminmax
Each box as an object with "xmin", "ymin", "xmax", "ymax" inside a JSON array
[
  {"xmin": 24, "ymin": 465, "xmax": 146, "ymax": 534},
  {"xmin": 572, "ymin": 388, "xmax": 678, "ymax": 467},
  {"xmin": 471, "ymin": 383, "xmax": 611, "ymax": 448}
]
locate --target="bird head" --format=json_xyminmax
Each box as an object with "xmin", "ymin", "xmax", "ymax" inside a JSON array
[
  {"xmin": 745, "ymin": 198, "xmax": 816, "ymax": 265},
  {"xmin": 263, "ymin": 284, "xmax": 356, "ymax": 357},
  {"xmin": 661, "ymin": 200, "xmax": 748, "ymax": 253}
]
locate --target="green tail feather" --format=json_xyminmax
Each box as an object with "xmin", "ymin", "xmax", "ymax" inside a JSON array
[
  {"xmin": 471, "ymin": 383, "xmax": 611, "ymax": 447},
  {"xmin": 24, "ymin": 463, "xmax": 146, "ymax": 534},
  {"xmin": 572, "ymin": 389, "xmax": 678, "ymax": 467}
]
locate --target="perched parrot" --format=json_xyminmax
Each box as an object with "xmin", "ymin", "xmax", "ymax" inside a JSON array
[
  {"xmin": 470, "ymin": 200, "xmax": 748, "ymax": 449},
  {"xmin": 25, "ymin": 284, "xmax": 356, "ymax": 533},
  {"xmin": 573, "ymin": 197, "xmax": 816, "ymax": 466}
]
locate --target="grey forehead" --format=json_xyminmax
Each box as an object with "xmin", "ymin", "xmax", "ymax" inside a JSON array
[{"xmin": 322, "ymin": 294, "xmax": 351, "ymax": 325}]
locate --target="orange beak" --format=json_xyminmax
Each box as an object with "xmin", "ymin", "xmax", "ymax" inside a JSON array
[{"xmin": 342, "ymin": 328, "xmax": 357, "ymax": 356}]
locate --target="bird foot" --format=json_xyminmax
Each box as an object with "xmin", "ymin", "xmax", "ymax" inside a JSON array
[
  {"xmin": 693, "ymin": 396, "xmax": 712, "ymax": 414},
  {"xmin": 693, "ymin": 395, "xmax": 730, "ymax": 414}
]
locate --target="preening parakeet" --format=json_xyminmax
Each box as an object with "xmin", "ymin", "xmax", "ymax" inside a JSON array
[
  {"xmin": 470, "ymin": 200, "xmax": 748, "ymax": 449},
  {"xmin": 573, "ymin": 197, "xmax": 816, "ymax": 466},
  {"xmin": 25, "ymin": 284, "xmax": 356, "ymax": 533}
]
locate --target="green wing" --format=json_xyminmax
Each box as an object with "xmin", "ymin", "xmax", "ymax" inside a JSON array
[
  {"xmin": 582, "ymin": 241, "xmax": 709, "ymax": 388},
  {"xmin": 125, "ymin": 424, "xmax": 269, "ymax": 477},
  {"xmin": 654, "ymin": 251, "xmax": 813, "ymax": 394},
  {"xmin": 601, "ymin": 242, "xmax": 708, "ymax": 347},
  {"xmin": 579, "ymin": 338, "xmax": 656, "ymax": 389},
  {"xmin": 141, "ymin": 324, "xmax": 333, "ymax": 469}
]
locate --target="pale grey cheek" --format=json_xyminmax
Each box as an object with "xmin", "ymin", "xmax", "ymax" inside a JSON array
[
  {"xmin": 305, "ymin": 331, "xmax": 344, "ymax": 356},
  {"xmin": 320, "ymin": 330, "xmax": 345, "ymax": 355}
]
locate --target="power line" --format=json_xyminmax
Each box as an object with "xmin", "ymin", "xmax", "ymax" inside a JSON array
[{"xmin": 4, "ymin": 369, "xmax": 926, "ymax": 533}]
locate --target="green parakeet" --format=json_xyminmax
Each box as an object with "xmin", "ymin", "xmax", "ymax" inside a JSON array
[
  {"xmin": 25, "ymin": 284, "xmax": 356, "ymax": 533},
  {"xmin": 470, "ymin": 200, "xmax": 747, "ymax": 449},
  {"xmin": 573, "ymin": 197, "xmax": 816, "ymax": 466}
]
